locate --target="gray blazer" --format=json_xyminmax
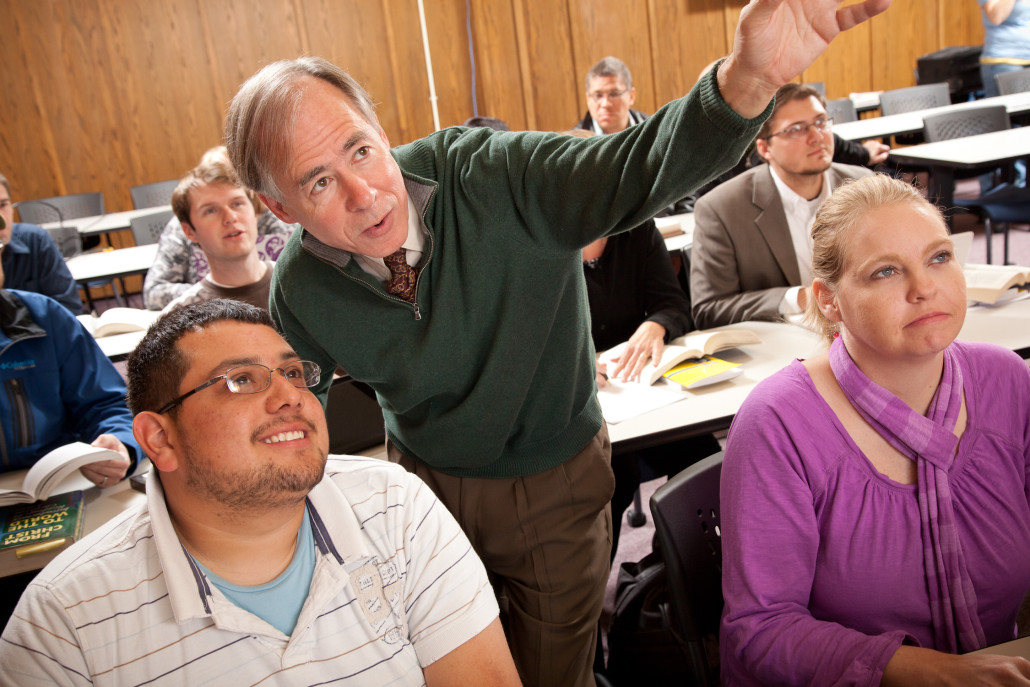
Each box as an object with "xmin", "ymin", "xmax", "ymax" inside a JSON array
[{"xmin": 689, "ymin": 163, "xmax": 873, "ymax": 330}]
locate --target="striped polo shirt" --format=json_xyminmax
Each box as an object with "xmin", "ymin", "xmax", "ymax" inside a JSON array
[{"xmin": 0, "ymin": 456, "xmax": 498, "ymax": 685}]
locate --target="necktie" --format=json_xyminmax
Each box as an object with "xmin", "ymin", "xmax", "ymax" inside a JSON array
[{"xmin": 383, "ymin": 248, "xmax": 417, "ymax": 303}]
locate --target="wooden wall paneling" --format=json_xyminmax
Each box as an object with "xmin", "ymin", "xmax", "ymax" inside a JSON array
[
  {"xmin": 510, "ymin": 0, "xmax": 579, "ymax": 131},
  {"xmin": 647, "ymin": 0, "xmax": 731, "ymax": 109},
  {"xmin": 568, "ymin": 0, "xmax": 657, "ymax": 117},
  {"xmin": 0, "ymin": 2, "xmax": 65, "ymax": 204},
  {"xmin": 802, "ymin": 18, "xmax": 874, "ymax": 99},
  {"xmin": 98, "ymin": 0, "xmax": 230, "ymax": 209},
  {"xmin": 460, "ymin": 0, "xmax": 533, "ymax": 131},
  {"xmin": 381, "ymin": 0, "xmax": 440, "ymax": 145},
  {"xmin": 870, "ymin": 0, "xmax": 940, "ymax": 92},
  {"xmin": 305, "ymin": 0, "xmax": 429, "ymax": 146},
  {"xmin": 426, "ymin": 0, "xmax": 486, "ymax": 130},
  {"xmin": 195, "ymin": 0, "xmax": 309, "ymax": 135},
  {"xmin": 939, "ymin": 0, "xmax": 984, "ymax": 48}
]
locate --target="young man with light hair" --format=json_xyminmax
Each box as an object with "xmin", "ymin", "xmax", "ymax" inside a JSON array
[{"xmin": 163, "ymin": 160, "xmax": 274, "ymax": 312}]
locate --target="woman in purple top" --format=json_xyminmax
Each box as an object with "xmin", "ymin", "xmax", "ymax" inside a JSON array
[{"xmin": 720, "ymin": 174, "xmax": 1030, "ymax": 686}]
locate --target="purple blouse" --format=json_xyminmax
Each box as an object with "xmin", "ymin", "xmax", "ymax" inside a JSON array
[{"xmin": 720, "ymin": 340, "xmax": 1030, "ymax": 686}]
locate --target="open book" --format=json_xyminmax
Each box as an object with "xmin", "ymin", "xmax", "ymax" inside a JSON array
[
  {"xmin": 964, "ymin": 264, "xmax": 1030, "ymax": 305},
  {"xmin": 600, "ymin": 328, "xmax": 763, "ymax": 386},
  {"xmin": 77, "ymin": 307, "xmax": 160, "ymax": 337},
  {"xmin": 0, "ymin": 442, "xmax": 122, "ymax": 506}
]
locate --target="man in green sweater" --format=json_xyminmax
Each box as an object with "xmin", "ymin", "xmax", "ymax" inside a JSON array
[{"xmin": 225, "ymin": 2, "xmax": 890, "ymax": 684}]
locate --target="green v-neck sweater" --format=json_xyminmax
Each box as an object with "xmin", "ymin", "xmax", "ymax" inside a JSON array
[{"xmin": 269, "ymin": 66, "xmax": 768, "ymax": 478}]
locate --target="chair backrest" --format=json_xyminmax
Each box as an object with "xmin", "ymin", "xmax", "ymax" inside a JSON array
[
  {"xmin": 803, "ymin": 81, "xmax": 826, "ymax": 98},
  {"xmin": 879, "ymin": 82, "xmax": 950, "ymax": 115},
  {"xmin": 825, "ymin": 97, "xmax": 858, "ymax": 124},
  {"xmin": 996, "ymin": 68, "xmax": 1030, "ymax": 96},
  {"xmin": 15, "ymin": 192, "xmax": 104, "ymax": 224},
  {"xmin": 922, "ymin": 104, "xmax": 1010, "ymax": 142},
  {"xmin": 649, "ymin": 451, "xmax": 724, "ymax": 687},
  {"xmin": 676, "ymin": 245, "xmax": 696, "ymax": 332},
  {"xmin": 129, "ymin": 209, "xmax": 175, "ymax": 246},
  {"xmin": 44, "ymin": 225, "xmax": 82, "ymax": 259},
  {"xmin": 130, "ymin": 179, "xmax": 178, "ymax": 209}
]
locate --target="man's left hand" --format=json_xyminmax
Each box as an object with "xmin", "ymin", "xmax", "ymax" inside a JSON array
[
  {"xmin": 610, "ymin": 321, "xmax": 667, "ymax": 382},
  {"xmin": 79, "ymin": 434, "xmax": 132, "ymax": 488},
  {"xmin": 719, "ymin": 0, "xmax": 892, "ymax": 118}
]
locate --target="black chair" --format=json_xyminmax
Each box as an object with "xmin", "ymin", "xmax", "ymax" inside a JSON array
[
  {"xmin": 922, "ymin": 105, "xmax": 1029, "ymax": 264},
  {"xmin": 996, "ymin": 68, "xmax": 1030, "ymax": 96},
  {"xmin": 879, "ymin": 82, "xmax": 951, "ymax": 116},
  {"xmin": 130, "ymin": 180, "xmax": 178, "ymax": 210},
  {"xmin": 825, "ymin": 97, "xmax": 858, "ymax": 124},
  {"xmin": 129, "ymin": 209, "xmax": 174, "ymax": 246},
  {"xmin": 650, "ymin": 451, "xmax": 724, "ymax": 687}
]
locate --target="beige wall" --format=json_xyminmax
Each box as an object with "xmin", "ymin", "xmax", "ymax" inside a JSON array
[{"xmin": 0, "ymin": 0, "xmax": 984, "ymax": 213}]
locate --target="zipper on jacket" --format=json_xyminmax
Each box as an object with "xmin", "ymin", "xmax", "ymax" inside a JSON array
[{"xmin": 5, "ymin": 378, "xmax": 35, "ymax": 450}]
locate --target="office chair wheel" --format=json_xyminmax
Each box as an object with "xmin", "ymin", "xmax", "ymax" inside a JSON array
[{"xmin": 627, "ymin": 508, "xmax": 647, "ymax": 528}]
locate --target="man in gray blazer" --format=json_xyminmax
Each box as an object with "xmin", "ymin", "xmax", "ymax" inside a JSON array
[{"xmin": 690, "ymin": 83, "xmax": 873, "ymax": 330}]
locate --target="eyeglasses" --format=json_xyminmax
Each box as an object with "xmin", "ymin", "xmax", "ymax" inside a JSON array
[
  {"xmin": 157, "ymin": 360, "xmax": 321, "ymax": 414},
  {"xmin": 587, "ymin": 88, "xmax": 630, "ymax": 103},
  {"xmin": 763, "ymin": 116, "xmax": 834, "ymax": 141}
]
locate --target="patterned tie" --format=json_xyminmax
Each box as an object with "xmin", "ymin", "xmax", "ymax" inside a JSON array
[{"xmin": 383, "ymin": 248, "xmax": 417, "ymax": 303}]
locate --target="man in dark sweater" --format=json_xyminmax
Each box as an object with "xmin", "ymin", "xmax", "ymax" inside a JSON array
[{"xmin": 225, "ymin": 2, "xmax": 892, "ymax": 684}]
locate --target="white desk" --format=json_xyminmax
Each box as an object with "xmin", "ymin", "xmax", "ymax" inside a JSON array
[
  {"xmin": 887, "ymin": 127, "xmax": 1030, "ymax": 213},
  {"xmin": 834, "ymin": 91, "xmax": 1030, "ymax": 141},
  {"xmin": 960, "ymin": 295, "xmax": 1030, "ymax": 358},
  {"xmin": 42, "ymin": 205, "xmax": 172, "ymax": 237},
  {"xmin": 660, "ymin": 212, "xmax": 695, "ymax": 254},
  {"xmin": 67, "ymin": 243, "xmax": 159, "ymax": 284},
  {"xmin": 0, "ymin": 462, "xmax": 148, "ymax": 578},
  {"xmin": 972, "ymin": 635, "xmax": 1030, "ymax": 659}
]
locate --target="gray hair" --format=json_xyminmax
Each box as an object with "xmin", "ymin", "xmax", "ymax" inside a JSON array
[
  {"xmin": 585, "ymin": 56, "xmax": 633, "ymax": 92},
  {"xmin": 804, "ymin": 174, "xmax": 946, "ymax": 342},
  {"xmin": 224, "ymin": 57, "xmax": 378, "ymax": 203}
]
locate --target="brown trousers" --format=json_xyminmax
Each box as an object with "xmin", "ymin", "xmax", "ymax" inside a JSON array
[{"xmin": 388, "ymin": 426, "xmax": 614, "ymax": 687}]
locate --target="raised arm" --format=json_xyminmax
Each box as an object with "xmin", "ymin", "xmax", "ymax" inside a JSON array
[{"xmin": 718, "ymin": 0, "xmax": 892, "ymax": 118}]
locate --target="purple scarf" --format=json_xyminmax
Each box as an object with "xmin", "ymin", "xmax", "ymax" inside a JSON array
[{"xmin": 829, "ymin": 337, "xmax": 985, "ymax": 653}]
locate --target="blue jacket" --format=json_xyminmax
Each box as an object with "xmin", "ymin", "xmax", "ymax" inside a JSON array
[
  {"xmin": 0, "ymin": 289, "xmax": 139, "ymax": 472},
  {"xmin": 1, "ymin": 223, "xmax": 82, "ymax": 314}
]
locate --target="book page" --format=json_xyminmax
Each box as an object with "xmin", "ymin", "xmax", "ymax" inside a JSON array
[
  {"xmin": 91, "ymin": 308, "xmax": 160, "ymax": 337},
  {"xmin": 0, "ymin": 443, "xmax": 123, "ymax": 506},
  {"xmin": 596, "ymin": 379, "xmax": 687, "ymax": 424}
]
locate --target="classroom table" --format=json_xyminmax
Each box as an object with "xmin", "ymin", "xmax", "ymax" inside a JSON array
[
  {"xmin": 66, "ymin": 243, "xmax": 159, "ymax": 284},
  {"xmin": 0, "ymin": 462, "xmax": 149, "ymax": 578},
  {"xmin": 607, "ymin": 295, "xmax": 1030, "ymax": 453},
  {"xmin": 42, "ymin": 205, "xmax": 172, "ymax": 237},
  {"xmin": 887, "ymin": 127, "xmax": 1030, "ymax": 217},
  {"xmin": 834, "ymin": 91, "xmax": 1030, "ymax": 142},
  {"xmin": 972, "ymin": 634, "xmax": 1030, "ymax": 659}
]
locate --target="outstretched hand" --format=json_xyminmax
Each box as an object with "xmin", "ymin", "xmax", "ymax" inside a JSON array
[{"xmin": 719, "ymin": 0, "xmax": 892, "ymax": 118}]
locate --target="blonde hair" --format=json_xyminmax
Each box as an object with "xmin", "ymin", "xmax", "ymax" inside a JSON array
[{"xmin": 804, "ymin": 174, "xmax": 946, "ymax": 341}]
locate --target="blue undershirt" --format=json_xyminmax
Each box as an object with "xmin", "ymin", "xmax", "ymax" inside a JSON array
[{"xmin": 195, "ymin": 507, "xmax": 316, "ymax": 636}]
